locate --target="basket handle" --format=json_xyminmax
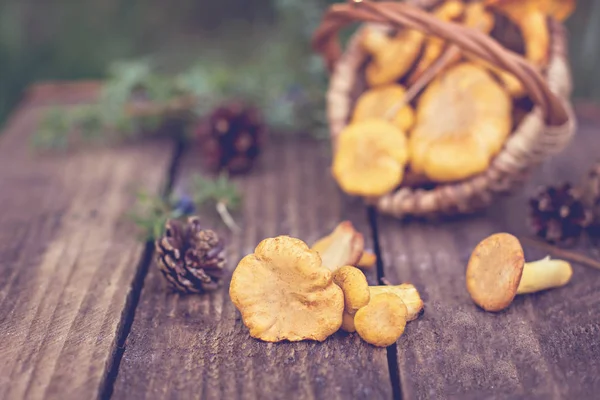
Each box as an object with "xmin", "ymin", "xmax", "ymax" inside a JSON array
[{"xmin": 312, "ymin": 0, "xmax": 569, "ymax": 126}]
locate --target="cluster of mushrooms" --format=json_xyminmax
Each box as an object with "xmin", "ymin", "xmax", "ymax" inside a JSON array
[
  {"xmin": 230, "ymin": 224, "xmax": 573, "ymax": 346},
  {"xmin": 230, "ymin": 222, "xmax": 424, "ymax": 346},
  {"xmin": 333, "ymin": 0, "xmax": 574, "ymax": 197},
  {"xmin": 228, "ymin": 0, "xmax": 578, "ymax": 346}
]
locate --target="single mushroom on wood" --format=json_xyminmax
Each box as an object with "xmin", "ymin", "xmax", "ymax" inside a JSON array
[
  {"xmin": 333, "ymin": 266, "xmax": 371, "ymax": 315},
  {"xmin": 333, "ymin": 266, "xmax": 371, "ymax": 333},
  {"xmin": 369, "ymin": 283, "xmax": 424, "ymax": 321},
  {"xmin": 311, "ymin": 221, "xmax": 364, "ymax": 272},
  {"xmin": 342, "ymin": 282, "xmax": 424, "ymax": 333},
  {"xmin": 230, "ymin": 236, "xmax": 344, "ymax": 342},
  {"xmin": 354, "ymin": 293, "xmax": 408, "ymax": 347},
  {"xmin": 466, "ymin": 233, "xmax": 573, "ymax": 312}
]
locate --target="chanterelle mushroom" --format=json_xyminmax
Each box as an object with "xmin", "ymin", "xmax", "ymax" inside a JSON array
[
  {"xmin": 333, "ymin": 266, "xmax": 370, "ymax": 333},
  {"xmin": 312, "ymin": 221, "xmax": 364, "ymax": 272},
  {"xmin": 485, "ymin": 0, "xmax": 575, "ymax": 67},
  {"xmin": 466, "ymin": 233, "xmax": 573, "ymax": 312},
  {"xmin": 333, "ymin": 266, "xmax": 370, "ymax": 315},
  {"xmin": 333, "ymin": 119, "xmax": 408, "ymax": 196},
  {"xmin": 355, "ymin": 293, "xmax": 408, "ymax": 347},
  {"xmin": 230, "ymin": 236, "xmax": 344, "ymax": 342},
  {"xmin": 408, "ymin": 0, "xmax": 465, "ymax": 84},
  {"xmin": 352, "ymin": 84, "xmax": 415, "ymax": 133},
  {"xmin": 369, "ymin": 284, "xmax": 424, "ymax": 321},
  {"xmin": 343, "ymin": 282, "xmax": 424, "ymax": 333},
  {"xmin": 410, "ymin": 63, "xmax": 512, "ymax": 182},
  {"xmin": 361, "ymin": 25, "xmax": 424, "ymax": 86}
]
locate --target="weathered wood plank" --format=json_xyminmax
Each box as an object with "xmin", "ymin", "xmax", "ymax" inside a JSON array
[
  {"xmin": 0, "ymin": 86, "xmax": 174, "ymax": 399},
  {"xmin": 379, "ymin": 112, "xmax": 600, "ymax": 399},
  {"xmin": 113, "ymin": 137, "xmax": 392, "ymax": 400}
]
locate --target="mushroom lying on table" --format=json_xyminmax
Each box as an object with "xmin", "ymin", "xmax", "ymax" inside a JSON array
[
  {"xmin": 355, "ymin": 293, "xmax": 408, "ymax": 347},
  {"xmin": 311, "ymin": 221, "xmax": 364, "ymax": 272},
  {"xmin": 333, "ymin": 266, "xmax": 371, "ymax": 333},
  {"xmin": 369, "ymin": 283, "xmax": 424, "ymax": 321},
  {"xmin": 230, "ymin": 236, "xmax": 344, "ymax": 342},
  {"xmin": 341, "ymin": 282, "xmax": 425, "ymax": 332},
  {"xmin": 466, "ymin": 232, "xmax": 573, "ymax": 312}
]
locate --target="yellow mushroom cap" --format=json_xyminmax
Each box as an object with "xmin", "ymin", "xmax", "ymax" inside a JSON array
[
  {"xmin": 369, "ymin": 284, "xmax": 424, "ymax": 321},
  {"xmin": 410, "ymin": 63, "xmax": 512, "ymax": 182},
  {"xmin": 333, "ymin": 266, "xmax": 370, "ymax": 314},
  {"xmin": 485, "ymin": 0, "xmax": 574, "ymax": 66},
  {"xmin": 352, "ymin": 84, "xmax": 415, "ymax": 132},
  {"xmin": 355, "ymin": 293, "xmax": 408, "ymax": 347},
  {"xmin": 333, "ymin": 119, "xmax": 408, "ymax": 197},
  {"xmin": 466, "ymin": 233, "xmax": 525, "ymax": 312},
  {"xmin": 230, "ymin": 236, "xmax": 344, "ymax": 342},
  {"xmin": 361, "ymin": 26, "xmax": 425, "ymax": 87}
]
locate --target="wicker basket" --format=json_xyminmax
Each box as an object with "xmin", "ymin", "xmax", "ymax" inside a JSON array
[{"xmin": 312, "ymin": 0, "xmax": 576, "ymax": 218}]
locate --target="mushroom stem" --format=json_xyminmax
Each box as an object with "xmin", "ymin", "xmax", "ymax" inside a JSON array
[
  {"xmin": 516, "ymin": 257, "xmax": 573, "ymax": 295},
  {"xmin": 216, "ymin": 201, "xmax": 240, "ymax": 233},
  {"xmin": 370, "ymin": 284, "xmax": 424, "ymax": 321},
  {"xmin": 517, "ymin": 10, "xmax": 549, "ymax": 66},
  {"xmin": 361, "ymin": 28, "xmax": 390, "ymax": 55}
]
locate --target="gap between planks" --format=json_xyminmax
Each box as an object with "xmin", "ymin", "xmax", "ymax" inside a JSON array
[
  {"xmin": 367, "ymin": 206, "xmax": 403, "ymax": 400},
  {"xmin": 98, "ymin": 139, "xmax": 187, "ymax": 400}
]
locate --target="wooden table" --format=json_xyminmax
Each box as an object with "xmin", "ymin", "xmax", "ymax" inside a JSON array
[{"xmin": 0, "ymin": 83, "xmax": 599, "ymax": 400}]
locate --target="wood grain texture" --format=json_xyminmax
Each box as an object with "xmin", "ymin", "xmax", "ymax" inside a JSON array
[
  {"xmin": 0, "ymin": 87, "xmax": 174, "ymax": 399},
  {"xmin": 379, "ymin": 113, "xmax": 600, "ymax": 399},
  {"xmin": 113, "ymin": 137, "xmax": 391, "ymax": 400}
]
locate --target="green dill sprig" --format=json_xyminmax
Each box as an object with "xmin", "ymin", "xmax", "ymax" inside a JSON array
[
  {"xmin": 32, "ymin": 59, "xmax": 186, "ymax": 150},
  {"xmin": 190, "ymin": 173, "xmax": 242, "ymax": 232},
  {"xmin": 32, "ymin": 0, "xmax": 334, "ymax": 150},
  {"xmin": 128, "ymin": 174, "xmax": 242, "ymax": 241},
  {"xmin": 127, "ymin": 189, "xmax": 176, "ymax": 242}
]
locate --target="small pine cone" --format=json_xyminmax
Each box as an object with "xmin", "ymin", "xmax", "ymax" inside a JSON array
[
  {"xmin": 528, "ymin": 183, "xmax": 593, "ymax": 245},
  {"xmin": 155, "ymin": 216, "xmax": 226, "ymax": 294},
  {"xmin": 195, "ymin": 102, "xmax": 266, "ymax": 174},
  {"xmin": 583, "ymin": 161, "xmax": 600, "ymax": 239}
]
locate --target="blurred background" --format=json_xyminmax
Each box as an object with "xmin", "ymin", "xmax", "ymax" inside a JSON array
[{"xmin": 1, "ymin": 0, "xmax": 599, "ymax": 125}]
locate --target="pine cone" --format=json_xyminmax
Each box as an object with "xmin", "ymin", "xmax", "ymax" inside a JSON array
[
  {"xmin": 583, "ymin": 161, "xmax": 600, "ymax": 239},
  {"xmin": 155, "ymin": 216, "xmax": 226, "ymax": 294},
  {"xmin": 195, "ymin": 102, "xmax": 266, "ymax": 174},
  {"xmin": 528, "ymin": 183, "xmax": 592, "ymax": 245}
]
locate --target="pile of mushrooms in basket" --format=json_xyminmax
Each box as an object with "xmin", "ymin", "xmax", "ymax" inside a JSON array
[
  {"xmin": 226, "ymin": 0, "xmax": 582, "ymax": 347},
  {"xmin": 313, "ymin": 0, "xmax": 575, "ymax": 218}
]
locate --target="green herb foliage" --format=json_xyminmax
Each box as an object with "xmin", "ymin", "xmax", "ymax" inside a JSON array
[
  {"xmin": 129, "ymin": 173, "xmax": 242, "ymax": 241},
  {"xmin": 31, "ymin": 0, "xmax": 340, "ymax": 149}
]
